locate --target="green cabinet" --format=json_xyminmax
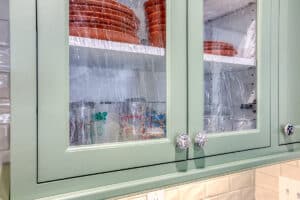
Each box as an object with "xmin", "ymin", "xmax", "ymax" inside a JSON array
[
  {"xmin": 188, "ymin": 0, "xmax": 271, "ymax": 159},
  {"xmin": 36, "ymin": 0, "xmax": 272, "ymax": 182},
  {"xmin": 278, "ymin": 0, "xmax": 300, "ymax": 145},
  {"xmin": 37, "ymin": 0, "xmax": 187, "ymax": 182},
  {"xmin": 11, "ymin": 0, "xmax": 294, "ymax": 199}
]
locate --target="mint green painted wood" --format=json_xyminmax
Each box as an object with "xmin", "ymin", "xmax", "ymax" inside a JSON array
[
  {"xmin": 34, "ymin": 149, "xmax": 300, "ymax": 200},
  {"xmin": 10, "ymin": 0, "xmax": 300, "ymax": 199},
  {"xmin": 188, "ymin": 0, "xmax": 271, "ymax": 159},
  {"xmin": 37, "ymin": 0, "xmax": 187, "ymax": 182},
  {"xmin": 278, "ymin": 0, "xmax": 300, "ymax": 145}
]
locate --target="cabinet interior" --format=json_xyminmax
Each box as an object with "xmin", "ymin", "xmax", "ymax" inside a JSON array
[
  {"xmin": 204, "ymin": 0, "xmax": 257, "ymax": 133},
  {"xmin": 69, "ymin": 0, "xmax": 257, "ymax": 145}
]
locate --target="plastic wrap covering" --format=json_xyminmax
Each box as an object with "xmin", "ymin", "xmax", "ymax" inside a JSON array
[
  {"xmin": 204, "ymin": 0, "xmax": 257, "ymax": 133},
  {"xmin": 0, "ymin": 16, "xmax": 10, "ymax": 70},
  {"xmin": 69, "ymin": 0, "xmax": 167, "ymax": 146},
  {"xmin": 0, "ymin": 0, "xmax": 10, "ymax": 198}
]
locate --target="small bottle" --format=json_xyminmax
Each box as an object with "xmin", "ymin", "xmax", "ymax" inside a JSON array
[{"xmin": 92, "ymin": 102, "xmax": 109, "ymax": 144}]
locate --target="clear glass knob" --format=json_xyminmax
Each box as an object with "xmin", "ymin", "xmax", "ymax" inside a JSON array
[
  {"xmin": 284, "ymin": 123, "xmax": 295, "ymax": 136},
  {"xmin": 176, "ymin": 133, "xmax": 191, "ymax": 150},
  {"xmin": 194, "ymin": 132, "xmax": 208, "ymax": 148}
]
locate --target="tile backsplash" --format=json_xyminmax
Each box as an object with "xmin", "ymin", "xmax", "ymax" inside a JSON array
[
  {"xmin": 114, "ymin": 170, "xmax": 255, "ymax": 200},
  {"xmin": 256, "ymin": 159, "xmax": 300, "ymax": 200},
  {"xmin": 113, "ymin": 159, "xmax": 300, "ymax": 200}
]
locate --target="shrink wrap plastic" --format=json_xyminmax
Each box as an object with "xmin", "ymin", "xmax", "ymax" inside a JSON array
[{"xmin": 69, "ymin": 0, "xmax": 167, "ymax": 145}]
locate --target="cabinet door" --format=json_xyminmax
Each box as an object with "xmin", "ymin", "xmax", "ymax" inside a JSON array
[
  {"xmin": 37, "ymin": 0, "xmax": 187, "ymax": 182},
  {"xmin": 279, "ymin": 0, "xmax": 300, "ymax": 145},
  {"xmin": 188, "ymin": 0, "xmax": 271, "ymax": 158}
]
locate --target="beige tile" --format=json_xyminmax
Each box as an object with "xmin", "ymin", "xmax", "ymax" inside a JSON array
[
  {"xmin": 179, "ymin": 182, "xmax": 205, "ymax": 200},
  {"xmin": 205, "ymin": 190, "xmax": 241, "ymax": 200},
  {"xmin": 241, "ymin": 187, "xmax": 255, "ymax": 200},
  {"xmin": 130, "ymin": 196, "xmax": 146, "ymax": 200},
  {"xmin": 256, "ymin": 164, "xmax": 280, "ymax": 176},
  {"xmin": 205, "ymin": 176, "xmax": 229, "ymax": 197},
  {"xmin": 113, "ymin": 195, "xmax": 145, "ymax": 200},
  {"xmin": 229, "ymin": 170, "xmax": 254, "ymax": 190},
  {"xmin": 224, "ymin": 191, "xmax": 242, "ymax": 200},
  {"xmin": 279, "ymin": 188, "xmax": 291, "ymax": 200},
  {"xmin": 285, "ymin": 160, "xmax": 299, "ymax": 167},
  {"xmin": 292, "ymin": 178, "xmax": 300, "ymax": 200},
  {"xmin": 279, "ymin": 176, "xmax": 291, "ymax": 191},
  {"xmin": 255, "ymin": 172, "xmax": 279, "ymax": 192},
  {"xmin": 165, "ymin": 188, "xmax": 179, "ymax": 200},
  {"xmin": 113, "ymin": 197, "xmax": 130, "ymax": 200},
  {"xmin": 279, "ymin": 176, "xmax": 293, "ymax": 200},
  {"xmin": 281, "ymin": 164, "xmax": 300, "ymax": 180},
  {"xmin": 279, "ymin": 176, "xmax": 300, "ymax": 200},
  {"xmin": 113, "ymin": 194, "xmax": 146, "ymax": 200},
  {"xmin": 255, "ymin": 187, "xmax": 279, "ymax": 200}
]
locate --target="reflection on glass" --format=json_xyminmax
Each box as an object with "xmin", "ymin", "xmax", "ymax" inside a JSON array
[
  {"xmin": 204, "ymin": 0, "xmax": 257, "ymax": 133},
  {"xmin": 69, "ymin": 0, "xmax": 167, "ymax": 146}
]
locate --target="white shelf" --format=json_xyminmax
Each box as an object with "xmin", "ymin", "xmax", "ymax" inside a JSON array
[
  {"xmin": 204, "ymin": 54, "xmax": 255, "ymax": 66},
  {"xmin": 69, "ymin": 37, "xmax": 255, "ymax": 72},
  {"xmin": 204, "ymin": 54, "xmax": 256, "ymax": 72},
  {"xmin": 69, "ymin": 36, "xmax": 165, "ymax": 56},
  {"xmin": 69, "ymin": 37, "xmax": 166, "ymax": 71}
]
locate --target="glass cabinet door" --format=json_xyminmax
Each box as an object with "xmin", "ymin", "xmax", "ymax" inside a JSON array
[
  {"xmin": 188, "ymin": 0, "xmax": 271, "ymax": 158},
  {"xmin": 279, "ymin": 0, "xmax": 300, "ymax": 145},
  {"xmin": 38, "ymin": 0, "xmax": 187, "ymax": 182},
  {"xmin": 0, "ymin": 0, "xmax": 10, "ymax": 198}
]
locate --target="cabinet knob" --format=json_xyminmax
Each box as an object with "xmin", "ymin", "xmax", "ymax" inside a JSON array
[
  {"xmin": 176, "ymin": 133, "xmax": 191, "ymax": 150},
  {"xmin": 194, "ymin": 132, "xmax": 208, "ymax": 148},
  {"xmin": 283, "ymin": 123, "xmax": 295, "ymax": 136}
]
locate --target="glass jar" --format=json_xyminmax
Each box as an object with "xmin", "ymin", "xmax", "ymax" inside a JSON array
[
  {"xmin": 73, "ymin": 101, "xmax": 94, "ymax": 145},
  {"xmin": 120, "ymin": 98, "xmax": 147, "ymax": 141}
]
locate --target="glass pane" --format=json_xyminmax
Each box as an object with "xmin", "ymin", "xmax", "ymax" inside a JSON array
[
  {"xmin": 204, "ymin": 0, "xmax": 257, "ymax": 133},
  {"xmin": 69, "ymin": 0, "xmax": 167, "ymax": 146},
  {"xmin": 0, "ymin": 0, "xmax": 10, "ymax": 198}
]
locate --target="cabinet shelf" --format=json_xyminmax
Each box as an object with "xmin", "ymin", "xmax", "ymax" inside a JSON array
[
  {"xmin": 69, "ymin": 36, "xmax": 165, "ymax": 56},
  {"xmin": 204, "ymin": 54, "xmax": 256, "ymax": 73},
  {"xmin": 69, "ymin": 36, "xmax": 165, "ymax": 71}
]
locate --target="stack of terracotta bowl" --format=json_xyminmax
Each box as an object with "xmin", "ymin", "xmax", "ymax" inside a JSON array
[
  {"xmin": 69, "ymin": 0, "xmax": 140, "ymax": 44},
  {"xmin": 144, "ymin": 0, "xmax": 166, "ymax": 48},
  {"xmin": 204, "ymin": 41, "xmax": 238, "ymax": 57}
]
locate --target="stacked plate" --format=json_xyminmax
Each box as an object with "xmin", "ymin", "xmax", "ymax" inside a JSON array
[
  {"xmin": 204, "ymin": 41, "xmax": 237, "ymax": 57},
  {"xmin": 69, "ymin": 0, "xmax": 140, "ymax": 44},
  {"xmin": 144, "ymin": 0, "xmax": 166, "ymax": 48}
]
